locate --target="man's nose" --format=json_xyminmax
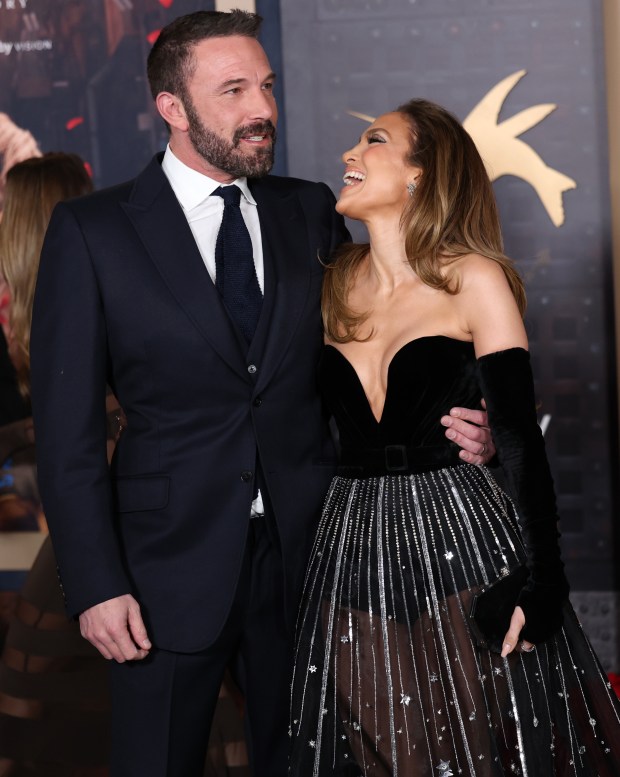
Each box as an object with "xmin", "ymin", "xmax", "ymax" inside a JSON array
[{"xmin": 247, "ymin": 88, "xmax": 276, "ymax": 122}]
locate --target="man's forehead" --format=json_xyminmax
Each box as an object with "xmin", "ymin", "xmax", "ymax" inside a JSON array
[{"xmin": 192, "ymin": 36, "xmax": 272, "ymax": 77}]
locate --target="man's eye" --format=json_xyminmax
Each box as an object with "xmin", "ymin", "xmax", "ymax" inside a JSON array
[
  {"xmin": 262, "ymin": 82, "xmax": 274, "ymax": 91},
  {"xmin": 225, "ymin": 88, "xmax": 241, "ymax": 95}
]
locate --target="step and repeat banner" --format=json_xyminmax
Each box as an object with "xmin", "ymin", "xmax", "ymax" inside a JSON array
[{"xmin": 0, "ymin": 0, "xmax": 618, "ymax": 660}]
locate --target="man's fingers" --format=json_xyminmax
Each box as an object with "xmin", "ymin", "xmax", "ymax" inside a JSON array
[
  {"xmin": 79, "ymin": 594, "xmax": 151, "ymax": 662},
  {"xmin": 442, "ymin": 419, "xmax": 486, "ymax": 463},
  {"xmin": 442, "ymin": 418, "xmax": 483, "ymax": 447},
  {"xmin": 127, "ymin": 603, "xmax": 152, "ymax": 651},
  {"xmin": 445, "ymin": 406, "xmax": 488, "ymax": 426},
  {"xmin": 441, "ymin": 409, "xmax": 496, "ymax": 465}
]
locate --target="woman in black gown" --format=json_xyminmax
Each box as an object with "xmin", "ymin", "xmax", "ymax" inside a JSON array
[{"xmin": 289, "ymin": 99, "xmax": 620, "ymax": 776}]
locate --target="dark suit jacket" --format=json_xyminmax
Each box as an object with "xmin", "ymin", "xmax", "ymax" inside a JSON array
[{"xmin": 30, "ymin": 155, "xmax": 349, "ymax": 652}]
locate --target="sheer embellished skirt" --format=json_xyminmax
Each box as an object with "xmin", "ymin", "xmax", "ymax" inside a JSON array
[{"xmin": 289, "ymin": 464, "xmax": 620, "ymax": 776}]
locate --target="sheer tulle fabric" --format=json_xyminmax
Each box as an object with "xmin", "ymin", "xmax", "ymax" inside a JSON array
[{"xmin": 289, "ymin": 467, "xmax": 620, "ymax": 776}]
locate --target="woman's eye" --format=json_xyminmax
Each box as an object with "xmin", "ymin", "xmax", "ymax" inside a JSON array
[{"xmin": 367, "ymin": 135, "xmax": 385, "ymax": 144}]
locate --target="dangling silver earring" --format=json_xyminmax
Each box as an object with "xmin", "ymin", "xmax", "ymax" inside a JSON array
[{"xmin": 407, "ymin": 181, "xmax": 417, "ymax": 196}]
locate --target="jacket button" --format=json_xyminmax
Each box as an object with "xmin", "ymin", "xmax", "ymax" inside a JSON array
[
  {"xmin": 241, "ymin": 470, "xmax": 253, "ymax": 482},
  {"xmin": 247, "ymin": 364, "xmax": 257, "ymax": 374},
  {"xmin": 253, "ymin": 397, "xmax": 262, "ymax": 407}
]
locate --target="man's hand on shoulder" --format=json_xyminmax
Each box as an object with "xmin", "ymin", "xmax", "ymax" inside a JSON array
[
  {"xmin": 440, "ymin": 400, "xmax": 496, "ymax": 466},
  {"xmin": 79, "ymin": 594, "xmax": 152, "ymax": 662}
]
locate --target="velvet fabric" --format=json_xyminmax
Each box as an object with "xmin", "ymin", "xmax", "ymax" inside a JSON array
[
  {"xmin": 291, "ymin": 337, "xmax": 620, "ymax": 776},
  {"xmin": 477, "ymin": 347, "xmax": 570, "ymax": 644}
]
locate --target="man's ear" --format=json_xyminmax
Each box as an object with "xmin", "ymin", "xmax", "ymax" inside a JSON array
[{"xmin": 155, "ymin": 92, "xmax": 189, "ymax": 132}]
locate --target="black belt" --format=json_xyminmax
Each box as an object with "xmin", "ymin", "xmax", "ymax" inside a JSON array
[{"xmin": 337, "ymin": 443, "xmax": 464, "ymax": 478}]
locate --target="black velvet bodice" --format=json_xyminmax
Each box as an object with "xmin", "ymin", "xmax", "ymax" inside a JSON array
[{"xmin": 319, "ymin": 335, "xmax": 481, "ymax": 475}]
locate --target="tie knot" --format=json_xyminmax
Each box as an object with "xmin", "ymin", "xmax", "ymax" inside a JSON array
[{"xmin": 213, "ymin": 185, "xmax": 242, "ymax": 207}]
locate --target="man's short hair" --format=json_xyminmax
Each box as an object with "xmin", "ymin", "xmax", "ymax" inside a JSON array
[{"xmin": 147, "ymin": 10, "xmax": 263, "ymax": 101}]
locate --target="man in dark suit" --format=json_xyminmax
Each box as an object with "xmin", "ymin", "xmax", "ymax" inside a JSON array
[{"xmin": 30, "ymin": 10, "xmax": 493, "ymax": 777}]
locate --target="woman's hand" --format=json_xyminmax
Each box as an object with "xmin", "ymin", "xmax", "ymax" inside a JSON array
[{"xmin": 501, "ymin": 605, "xmax": 535, "ymax": 657}]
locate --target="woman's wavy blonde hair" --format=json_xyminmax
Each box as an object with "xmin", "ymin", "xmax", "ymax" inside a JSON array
[
  {"xmin": 0, "ymin": 152, "xmax": 92, "ymax": 395},
  {"xmin": 323, "ymin": 98, "xmax": 526, "ymax": 342}
]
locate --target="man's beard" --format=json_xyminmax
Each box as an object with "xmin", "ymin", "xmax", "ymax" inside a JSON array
[{"xmin": 184, "ymin": 95, "xmax": 276, "ymax": 179}]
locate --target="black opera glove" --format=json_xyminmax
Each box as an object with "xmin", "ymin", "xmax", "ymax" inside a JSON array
[{"xmin": 477, "ymin": 347, "xmax": 570, "ymax": 645}]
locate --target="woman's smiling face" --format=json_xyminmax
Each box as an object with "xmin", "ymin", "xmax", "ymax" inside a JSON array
[{"xmin": 336, "ymin": 111, "xmax": 420, "ymax": 222}]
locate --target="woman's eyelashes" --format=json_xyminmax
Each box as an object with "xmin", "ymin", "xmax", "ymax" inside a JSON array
[{"xmin": 366, "ymin": 134, "xmax": 386, "ymax": 144}]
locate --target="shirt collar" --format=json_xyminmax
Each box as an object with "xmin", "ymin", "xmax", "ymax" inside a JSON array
[{"xmin": 161, "ymin": 145, "xmax": 256, "ymax": 211}]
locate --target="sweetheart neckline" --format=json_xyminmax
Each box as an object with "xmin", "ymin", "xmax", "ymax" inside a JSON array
[{"xmin": 324, "ymin": 335, "xmax": 474, "ymax": 425}]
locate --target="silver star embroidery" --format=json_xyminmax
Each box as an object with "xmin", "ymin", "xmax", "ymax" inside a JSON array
[
  {"xmin": 444, "ymin": 551, "xmax": 454, "ymax": 561},
  {"xmin": 469, "ymin": 711, "xmax": 476, "ymax": 721},
  {"xmin": 430, "ymin": 673, "xmax": 439, "ymax": 683},
  {"xmin": 493, "ymin": 667, "xmax": 503, "ymax": 676},
  {"xmin": 309, "ymin": 665, "xmax": 317, "ymax": 673},
  {"xmin": 436, "ymin": 760, "xmax": 454, "ymax": 775},
  {"xmin": 340, "ymin": 635, "xmax": 350, "ymax": 644},
  {"xmin": 309, "ymin": 740, "xmax": 316, "ymax": 748},
  {"xmin": 400, "ymin": 693, "xmax": 412, "ymax": 706}
]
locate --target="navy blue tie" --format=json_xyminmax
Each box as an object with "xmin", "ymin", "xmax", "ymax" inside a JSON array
[{"xmin": 212, "ymin": 185, "xmax": 262, "ymax": 343}]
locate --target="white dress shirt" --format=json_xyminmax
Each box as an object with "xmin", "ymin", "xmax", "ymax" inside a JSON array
[
  {"xmin": 161, "ymin": 144, "xmax": 264, "ymax": 292},
  {"xmin": 161, "ymin": 145, "xmax": 265, "ymax": 516}
]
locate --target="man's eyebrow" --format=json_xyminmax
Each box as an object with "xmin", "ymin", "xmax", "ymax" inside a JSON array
[
  {"xmin": 218, "ymin": 78, "xmax": 248, "ymax": 90},
  {"xmin": 218, "ymin": 72, "xmax": 277, "ymax": 90}
]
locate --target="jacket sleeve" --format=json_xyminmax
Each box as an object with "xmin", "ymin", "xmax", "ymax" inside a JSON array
[
  {"xmin": 30, "ymin": 202, "xmax": 131, "ymax": 618},
  {"xmin": 477, "ymin": 347, "xmax": 569, "ymax": 644}
]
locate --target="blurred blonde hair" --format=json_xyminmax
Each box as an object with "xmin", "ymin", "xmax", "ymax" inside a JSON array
[
  {"xmin": 0, "ymin": 152, "xmax": 92, "ymax": 395},
  {"xmin": 323, "ymin": 98, "xmax": 526, "ymax": 342}
]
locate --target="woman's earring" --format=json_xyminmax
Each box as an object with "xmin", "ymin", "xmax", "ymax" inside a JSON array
[{"xmin": 407, "ymin": 181, "xmax": 417, "ymax": 196}]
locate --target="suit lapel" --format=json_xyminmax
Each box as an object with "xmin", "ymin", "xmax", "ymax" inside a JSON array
[
  {"xmin": 121, "ymin": 156, "xmax": 247, "ymax": 377},
  {"xmin": 249, "ymin": 179, "xmax": 314, "ymax": 391}
]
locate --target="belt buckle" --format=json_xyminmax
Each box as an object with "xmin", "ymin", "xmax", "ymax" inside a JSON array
[{"xmin": 385, "ymin": 444, "xmax": 408, "ymax": 472}]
